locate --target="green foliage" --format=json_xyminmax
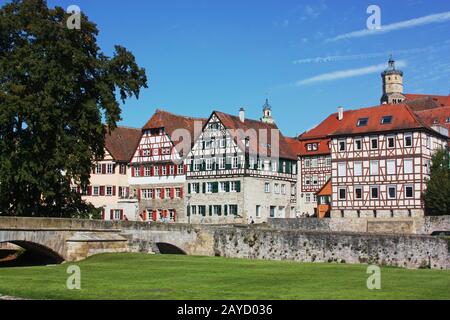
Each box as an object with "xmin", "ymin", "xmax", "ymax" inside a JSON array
[
  {"xmin": 424, "ymin": 148, "xmax": 450, "ymax": 216},
  {"xmin": 0, "ymin": 0, "xmax": 147, "ymax": 217}
]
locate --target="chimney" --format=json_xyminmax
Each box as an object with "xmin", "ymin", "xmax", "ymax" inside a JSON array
[
  {"xmin": 239, "ymin": 108, "xmax": 245, "ymax": 123},
  {"xmin": 337, "ymin": 106, "xmax": 344, "ymax": 121}
]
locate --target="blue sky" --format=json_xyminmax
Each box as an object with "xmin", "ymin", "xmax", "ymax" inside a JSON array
[{"xmin": 6, "ymin": 0, "xmax": 450, "ymax": 136}]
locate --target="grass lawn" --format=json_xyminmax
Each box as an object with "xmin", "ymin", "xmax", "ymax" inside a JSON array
[{"xmin": 0, "ymin": 253, "xmax": 449, "ymax": 300}]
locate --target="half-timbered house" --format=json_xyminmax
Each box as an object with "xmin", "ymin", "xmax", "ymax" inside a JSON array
[
  {"xmin": 185, "ymin": 105, "xmax": 298, "ymax": 224},
  {"xmin": 129, "ymin": 110, "xmax": 205, "ymax": 222},
  {"xmin": 79, "ymin": 126, "xmax": 142, "ymax": 221}
]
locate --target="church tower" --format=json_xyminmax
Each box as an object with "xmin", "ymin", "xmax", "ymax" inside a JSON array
[
  {"xmin": 261, "ymin": 99, "xmax": 275, "ymax": 124},
  {"xmin": 381, "ymin": 56, "xmax": 405, "ymax": 105}
]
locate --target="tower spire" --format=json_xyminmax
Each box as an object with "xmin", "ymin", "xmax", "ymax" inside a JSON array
[{"xmin": 380, "ymin": 56, "xmax": 405, "ymax": 105}]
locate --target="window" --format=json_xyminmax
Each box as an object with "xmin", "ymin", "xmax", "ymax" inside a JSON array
[
  {"xmin": 326, "ymin": 157, "xmax": 332, "ymax": 167},
  {"xmin": 405, "ymin": 185, "xmax": 414, "ymax": 199},
  {"xmin": 219, "ymin": 182, "xmax": 227, "ymax": 193},
  {"xmin": 162, "ymin": 147, "xmax": 171, "ymax": 155},
  {"xmin": 272, "ymin": 161, "xmax": 278, "ymax": 172},
  {"xmin": 270, "ymin": 206, "xmax": 276, "ymax": 218},
  {"xmin": 191, "ymin": 183, "xmax": 199, "ymax": 194},
  {"xmin": 256, "ymin": 205, "xmax": 261, "ymax": 218},
  {"xmin": 354, "ymin": 162, "xmax": 362, "ymax": 176},
  {"xmin": 161, "ymin": 166, "xmax": 167, "ymax": 176},
  {"xmin": 206, "ymin": 182, "xmax": 213, "ymax": 193},
  {"xmin": 305, "ymin": 193, "xmax": 311, "ymax": 203},
  {"xmin": 281, "ymin": 184, "xmax": 286, "ymax": 195},
  {"xmin": 311, "ymin": 158, "xmax": 318, "ymax": 168},
  {"xmin": 355, "ymin": 187, "xmax": 363, "ymax": 200},
  {"xmin": 354, "ymin": 138, "xmax": 362, "ymax": 151},
  {"xmin": 249, "ymin": 157, "xmax": 255, "ymax": 168},
  {"xmin": 177, "ymin": 165, "xmax": 184, "ymax": 175},
  {"xmin": 264, "ymin": 182, "xmax": 270, "ymax": 193},
  {"xmin": 175, "ymin": 188, "xmax": 182, "ymax": 198},
  {"xmin": 191, "ymin": 206, "xmax": 197, "ymax": 216},
  {"xmin": 307, "ymin": 143, "xmax": 318, "ymax": 151},
  {"xmin": 388, "ymin": 136, "xmax": 395, "ymax": 148},
  {"xmin": 357, "ymin": 118, "xmax": 369, "ymax": 127},
  {"xmin": 213, "ymin": 205, "xmax": 222, "ymax": 216},
  {"xmin": 144, "ymin": 166, "xmax": 151, "ymax": 177},
  {"xmin": 206, "ymin": 158, "xmax": 213, "ymax": 170},
  {"xmin": 107, "ymin": 163, "xmax": 114, "ymax": 174},
  {"xmin": 113, "ymin": 209, "xmax": 122, "ymax": 221},
  {"xmin": 387, "ymin": 160, "xmax": 396, "ymax": 175},
  {"xmin": 154, "ymin": 166, "xmax": 160, "ymax": 176},
  {"xmin": 142, "ymin": 189, "xmax": 152, "ymax": 199},
  {"xmin": 230, "ymin": 181, "xmax": 238, "ymax": 192},
  {"xmin": 339, "ymin": 140, "xmax": 346, "ymax": 152},
  {"xmin": 106, "ymin": 186, "xmax": 113, "ymax": 196},
  {"xmin": 219, "ymin": 138, "xmax": 226, "ymax": 148},
  {"xmin": 404, "ymin": 133, "xmax": 413, "ymax": 147},
  {"xmin": 232, "ymin": 157, "xmax": 238, "ymax": 169},
  {"xmin": 381, "ymin": 116, "xmax": 393, "ymax": 124},
  {"xmin": 169, "ymin": 165, "xmax": 175, "ymax": 175},
  {"xmin": 218, "ymin": 157, "xmax": 225, "ymax": 170},
  {"xmin": 93, "ymin": 186, "xmax": 99, "ymax": 196},
  {"xmin": 155, "ymin": 189, "xmax": 161, "ymax": 199},
  {"xmin": 312, "ymin": 176, "xmax": 319, "ymax": 185},
  {"xmin": 229, "ymin": 205, "xmax": 238, "ymax": 216},
  {"xmin": 388, "ymin": 186, "xmax": 396, "ymax": 199},
  {"xmin": 338, "ymin": 188, "xmax": 346, "ymax": 200},
  {"xmin": 371, "ymin": 137, "xmax": 378, "ymax": 149},
  {"xmin": 274, "ymin": 183, "xmax": 280, "ymax": 194},
  {"xmin": 194, "ymin": 159, "xmax": 201, "ymax": 171},
  {"xmin": 304, "ymin": 159, "xmax": 311, "ymax": 168},
  {"xmin": 119, "ymin": 164, "xmax": 127, "ymax": 175},
  {"xmin": 404, "ymin": 159, "xmax": 413, "ymax": 174},
  {"xmin": 95, "ymin": 164, "xmax": 102, "ymax": 174},
  {"xmin": 313, "ymin": 194, "xmax": 317, "ymax": 203},
  {"xmin": 304, "ymin": 176, "xmax": 311, "ymax": 185},
  {"xmin": 370, "ymin": 186, "xmax": 379, "ymax": 199},
  {"xmin": 370, "ymin": 161, "xmax": 379, "ymax": 175},
  {"xmin": 338, "ymin": 162, "xmax": 346, "ymax": 177}
]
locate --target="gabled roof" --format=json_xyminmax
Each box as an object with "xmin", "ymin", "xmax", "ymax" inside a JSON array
[
  {"xmin": 298, "ymin": 113, "xmax": 342, "ymax": 140},
  {"xmin": 415, "ymin": 106, "xmax": 450, "ymax": 133},
  {"xmin": 316, "ymin": 179, "xmax": 332, "ymax": 196},
  {"xmin": 213, "ymin": 111, "xmax": 297, "ymax": 160},
  {"xmin": 142, "ymin": 109, "xmax": 206, "ymax": 147},
  {"xmin": 405, "ymin": 93, "xmax": 450, "ymax": 110},
  {"xmin": 297, "ymin": 138, "xmax": 332, "ymax": 156},
  {"xmin": 328, "ymin": 104, "xmax": 429, "ymax": 137},
  {"xmin": 105, "ymin": 126, "xmax": 142, "ymax": 162}
]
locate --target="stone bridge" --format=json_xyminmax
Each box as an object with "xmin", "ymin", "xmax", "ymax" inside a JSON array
[{"xmin": 1, "ymin": 217, "xmax": 449, "ymax": 269}]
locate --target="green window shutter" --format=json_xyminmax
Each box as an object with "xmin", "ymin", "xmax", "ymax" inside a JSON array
[
  {"xmin": 236, "ymin": 181, "xmax": 241, "ymax": 193},
  {"xmin": 225, "ymin": 181, "xmax": 230, "ymax": 192},
  {"xmin": 209, "ymin": 205, "xmax": 212, "ymax": 216},
  {"xmin": 213, "ymin": 182, "xmax": 219, "ymax": 193},
  {"xmin": 218, "ymin": 206, "xmax": 222, "ymax": 216},
  {"xmin": 187, "ymin": 206, "xmax": 191, "ymax": 217},
  {"xmin": 202, "ymin": 183, "xmax": 206, "ymax": 193},
  {"xmin": 224, "ymin": 205, "xmax": 228, "ymax": 216},
  {"xmin": 188, "ymin": 183, "xmax": 191, "ymax": 194}
]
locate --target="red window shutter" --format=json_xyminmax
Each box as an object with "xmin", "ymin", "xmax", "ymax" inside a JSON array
[
  {"xmin": 174, "ymin": 165, "xmax": 178, "ymax": 176},
  {"xmin": 170, "ymin": 187, "xmax": 174, "ymax": 199},
  {"xmin": 140, "ymin": 165, "xmax": 144, "ymax": 177},
  {"xmin": 92, "ymin": 166, "xmax": 96, "ymax": 174},
  {"xmin": 161, "ymin": 188, "xmax": 165, "ymax": 199},
  {"xmin": 101, "ymin": 209, "xmax": 105, "ymax": 220},
  {"xmin": 180, "ymin": 187, "xmax": 184, "ymax": 198},
  {"xmin": 102, "ymin": 164, "xmax": 106, "ymax": 174},
  {"xmin": 183, "ymin": 164, "xmax": 187, "ymax": 174},
  {"xmin": 166, "ymin": 164, "xmax": 170, "ymax": 175},
  {"xmin": 113, "ymin": 186, "xmax": 116, "ymax": 196},
  {"xmin": 152, "ymin": 189, "xmax": 156, "ymax": 199},
  {"xmin": 120, "ymin": 209, "xmax": 124, "ymax": 220},
  {"xmin": 150, "ymin": 166, "xmax": 154, "ymax": 176},
  {"xmin": 142, "ymin": 210, "xmax": 147, "ymax": 221},
  {"xmin": 131, "ymin": 166, "xmax": 135, "ymax": 177},
  {"xmin": 100, "ymin": 186, "xmax": 105, "ymax": 196},
  {"xmin": 158, "ymin": 148, "xmax": 162, "ymax": 155},
  {"xmin": 110, "ymin": 209, "xmax": 114, "ymax": 220},
  {"xmin": 137, "ymin": 188, "xmax": 141, "ymax": 201},
  {"xmin": 112, "ymin": 164, "xmax": 116, "ymax": 174},
  {"xmin": 173, "ymin": 209, "xmax": 177, "ymax": 222},
  {"xmin": 87, "ymin": 186, "xmax": 92, "ymax": 196}
]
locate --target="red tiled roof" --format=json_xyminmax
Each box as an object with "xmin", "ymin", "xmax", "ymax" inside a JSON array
[
  {"xmin": 316, "ymin": 179, "xmax": 332, "ymax": 196},
  {"xmin": 328, "ymin": 104, "xmax": 432, "ymax": 137},
  {"xmin": 298, "ymin": 138, "xmax": 331, "ymax": 156},
  {"xmin": 285, "ymin": 137, "xmax": 303, "ymax": 157},
  {"xmin": 214, "ymin": 111, "xmax": 297, "ymax": 160},
  {"xmin": 415, "ymin": 106, "xmax": 450, "ymax": 134},
  {"xmin": 143, "ymin": 109, "xmax": 206, "ymax": 147},
  {"xmin": 105, "ymin": 126, "xmax": 142, "ymax": 162},
  {"xmin": 298, "ymin": 113, "xmax": 342, "ymax": 140},
  {"xmin": 405, "ymin": 93, "xmax": 450, "ymax": 109}
]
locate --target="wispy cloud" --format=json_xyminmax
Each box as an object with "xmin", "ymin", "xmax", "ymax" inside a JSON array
[
  {"xmin": 294, "ymin": 61, "xmax": 407, "ymax": 86},
  {"xmin": 293, "ymin": 43, "xmax": 450, "ymax": 64},
  {"xmin": 327, "ymin": 11, "xmax": 450, "ymax": 42}
]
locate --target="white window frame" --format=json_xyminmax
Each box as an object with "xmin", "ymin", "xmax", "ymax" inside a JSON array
[
  {"xmin": 405, "ymin": 185, "xmax": 414, "ymax": 199},
  {"xmin": 338, "ymin": 162, "xmax": 346, "ymax": 177},
  {"xmin": 370, "ymin": 186, "xmax": 379, "ymax": 200},
  {"xmin": 354, "ymin": 161, "xmax": 363, "ymax": 176},
  {"xmin": 404, "ymin": 133, "xmax": 413, "ymax": 148},
  {"xmin": 338, "ymin": 188, "xmax": 346, "ymax": 200},
  {"xmin": 387, "ymin": 185, "xmax": 396, "ymax": 199},
  {"xmin": 404, "ymin": 159, "xmax": 414, "ymax": 174},
  {"xmin": 387, "ymin": 160, "xmax": 396, "ymax": 175},
  {"xmin": 370, "ymin": 161, "xmax": 379, "ymax": 176},
  {"xmin": 264, "ymin": 182, "xmax": 270, "ymax": 193}
]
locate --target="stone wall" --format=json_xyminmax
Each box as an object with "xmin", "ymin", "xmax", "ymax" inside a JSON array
[
  {"xmin": 267, "ymin": 216, "xmax": 450, "ymax": 235},
  {"xmin": 213, "ymin": 228, "xmax": 450, "ymax": 269}
]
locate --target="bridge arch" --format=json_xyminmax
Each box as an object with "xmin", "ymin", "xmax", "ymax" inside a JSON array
[
  {"xmin": 0, "ymin": 241, "xmax": 65, "ymax": 266},
  {"xmin": 155, "ymin": 242, "xmax": 187, "ymax": 255}
]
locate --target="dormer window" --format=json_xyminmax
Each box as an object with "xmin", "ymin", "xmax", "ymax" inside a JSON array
[
  {"xmin": 357, "ymin": 118, "xmax": 368, "ymax": 127},
  {"xmin": 306, "ymin": 143, "xmax": 318, "ymax": 151},
  {"xmin": 446, "ymin": 118, "xmax": 450, "ymax": 123},
  {"xmin": 381, "ymin": 116, "xmax": 393, "ymax": 124}
]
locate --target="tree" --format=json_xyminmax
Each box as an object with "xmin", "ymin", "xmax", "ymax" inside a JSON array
[
  {"xmin": 424, "ymin": 148, "xmax": 450, "ymax": 216},
  {"xmin": 0, "ymin": 0, "xmax": 148, "ymax": 217}
]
